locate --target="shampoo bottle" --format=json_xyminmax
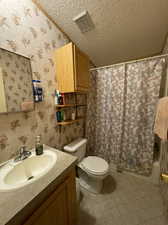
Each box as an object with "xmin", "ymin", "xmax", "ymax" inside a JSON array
[
  {"xmin": 32, "ymin": 80, "xmax": 39, "ymax": 102},
  {"xmin": 37, "ymin": 80, "xmax": 43, "ymax": 101},
  {"xmin": 55, "ymin": 90, "xmax": 58, "ymax": 105}
]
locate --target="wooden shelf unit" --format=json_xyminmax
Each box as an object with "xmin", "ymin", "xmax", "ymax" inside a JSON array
[
  {"xmin": 56, "ymin": 104, "xmax": 76, "ymax": 108},
  {"xmin": 57, "ymin": 117, "xmax": 84, "ymax": 126},
  {"xmin": 56, "ymin": 104, "xmax": 86, "ymax": 108},
  {"xmin": 56, "ymin": 92, "xmax": 87, "ymax": 126}
]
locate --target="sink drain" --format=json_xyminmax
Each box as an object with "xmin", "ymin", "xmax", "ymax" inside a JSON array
[{"xmin": 28, "ymin": 176, "xmax": 34, "ymax": 180}]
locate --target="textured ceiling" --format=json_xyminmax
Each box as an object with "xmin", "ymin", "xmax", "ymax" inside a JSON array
[{"xmin": 36, "ymin": 0, "xmax": 168, "ymax": 66}]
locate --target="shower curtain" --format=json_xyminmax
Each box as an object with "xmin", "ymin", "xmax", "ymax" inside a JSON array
[
  {"xmin": 86, "ymin": 65, "xmax": 125, "ymax": 165},
  {"xmin": 86, "ymin": 58, "xmax": 165, "ymax": 176}
]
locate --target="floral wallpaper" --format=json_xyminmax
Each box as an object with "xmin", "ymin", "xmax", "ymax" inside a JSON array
[
  {"xmin": 0, "ymin": 48, "xmax": 33, "ymax": 112},
  {"xmin": 163, "ymin": 37, "xmax": 168, "ymax": 54},
  {"xmin": 0, "ymin": 0, "xmax": 85, "ymax": 163}
]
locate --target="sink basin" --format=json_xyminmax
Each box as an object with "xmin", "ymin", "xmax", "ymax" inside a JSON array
[{"xmin": 0, "ymin": 149, "xmax": 57, "ymax": 191}]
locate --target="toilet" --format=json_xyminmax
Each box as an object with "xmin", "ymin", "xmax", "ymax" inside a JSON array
[{"xmin": 64, "ymin": 138, "xmax": 109, "ymax": 194}]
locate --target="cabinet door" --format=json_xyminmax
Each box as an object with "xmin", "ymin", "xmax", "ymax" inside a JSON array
[
  {"xmin": 74, "ymin": 45, "xmax": 90, "ymax": 92},
  {"xmin": 54, "ymin": 43, "xmax": 75, "ymax": 93},
  {"xmin": 24, "ymin": 171, "xmax": 76, "ymax": 225}
]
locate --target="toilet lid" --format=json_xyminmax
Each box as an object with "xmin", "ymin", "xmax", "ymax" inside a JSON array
[{"xmin": 81, "ymin": 156, "xmax": 109, "ymax": 175}]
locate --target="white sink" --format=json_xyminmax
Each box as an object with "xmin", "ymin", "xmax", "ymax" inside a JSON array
[{"xmin": 0, "ymin": 149, "xmax": 57, "ymax": 191}]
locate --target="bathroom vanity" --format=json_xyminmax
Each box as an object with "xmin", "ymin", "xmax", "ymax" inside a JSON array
[
  {"xmin": 0, "ymin": 146, "xmax": 77, "ymax": 225},
  {"xmin": 23, "ymin": 169, "xmax": 76, "ymax": 225}
]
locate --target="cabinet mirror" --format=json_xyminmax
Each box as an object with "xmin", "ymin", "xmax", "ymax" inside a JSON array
[{"xmin": 0, "ymin": 48, "xmax": 34, "ymax": 113}]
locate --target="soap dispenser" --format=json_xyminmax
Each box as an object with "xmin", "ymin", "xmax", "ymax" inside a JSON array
[{"xmin": 35, "ymin": 135, "xmax": 43, "ymax": 155}]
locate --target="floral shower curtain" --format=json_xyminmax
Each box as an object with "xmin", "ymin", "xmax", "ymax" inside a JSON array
[
  {"xmin": 120, "ymin": 59, "xmax": 164, "ymax": 175},
  {"xmin": 86, "ymin": 58, "xmax": 165, "ymax": 176},
  {"xmin": 86, "ymin": 65, "xmax": 125, "ymax": 165}
]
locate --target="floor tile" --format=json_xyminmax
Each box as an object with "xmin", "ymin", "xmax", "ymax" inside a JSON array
[
  {"xmin": 142, "ymin": 215, "xmax": 167, "ymax": 225},
  {"xmin": 78, "ymin": 172, "xmax": 167, "ymax": 225}
]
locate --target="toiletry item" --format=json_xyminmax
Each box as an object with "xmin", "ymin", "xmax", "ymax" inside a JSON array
[
  {"xmin": 37, "ymin": 80, "xmax": 43, "ymax": 102},
  {"xmin": 32, "ymin": 80, "xmax": 39, "ymax": 102},
  {"xmin": 63, "ymin": 112, "xmax": 67, "ymax": 121},
  {"xmin": 35, "ymin": 135, "xmax": 43, "ymax": 155},
  {"xmin": 62, "ymin": 93, "xmax": 65, "ymax": 105},
  {"xmin": 61, "ymin": 111, "xmax": 64, "ymax": 121},
  {"xmin": 56, "ymin": 111, "xmax": 62, "ymax": 122},
  {"xmin": 58, "ymin": 93, "xmax": 63, "ymax": 105},
  {"xmin": 32, "ymin": 80, "xmax": 43, "ymax": 102},
  {"xmin": 56, "ymin": 90, "xmax": 60, "ymax": 104},
  {"xmin": 71, "ymin": 112, "xmax": 76, "ymax": 120},
  {"xmin": 55, "ymin": 90, "xmax": 58, "ymax": 105}
]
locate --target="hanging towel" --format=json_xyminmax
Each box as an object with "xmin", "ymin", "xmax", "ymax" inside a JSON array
[{"xmin": 154, "ymin": 97, "xmax": 168, "ymax": 140}]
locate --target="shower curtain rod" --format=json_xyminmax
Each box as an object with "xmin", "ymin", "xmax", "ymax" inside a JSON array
[{"xmin": 90, "ymin": 53, "xmax": 168, "ymax": 71}]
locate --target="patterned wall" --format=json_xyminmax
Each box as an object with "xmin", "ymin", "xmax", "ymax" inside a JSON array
[
  {"xmin": 163, "ymin": 37, "xmax": 168, "ymax": 54},
  {"xmin": 0, "ymin": 0, "xmax": 84, "ymax": 163},
  {"xmin": 0, "ymin": 48, "xmax": 33, "ymax": 112}
]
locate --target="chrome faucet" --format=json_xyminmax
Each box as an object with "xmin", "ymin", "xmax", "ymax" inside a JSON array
[{"xmin": 14, "ymin": 146, "xmax": 31, "ymax": 162}]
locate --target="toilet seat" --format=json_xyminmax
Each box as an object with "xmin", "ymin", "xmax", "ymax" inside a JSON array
[{"xmin": 81, "ymin": 156, "xmax": 109, "ymax": 176}]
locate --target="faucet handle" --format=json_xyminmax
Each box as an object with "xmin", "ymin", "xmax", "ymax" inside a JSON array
[
  {"xmin": 14, "ymin": 146, "xmax": 31, "ymax": 162},
  {"xmin": 19, "ymin": 146, "xmax": 26, "ymax": 154}
]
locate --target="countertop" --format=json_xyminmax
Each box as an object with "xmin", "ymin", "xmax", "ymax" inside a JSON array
[{"xmin": 0, "ymin": 145, "xmax": 77, "ymax": 225}]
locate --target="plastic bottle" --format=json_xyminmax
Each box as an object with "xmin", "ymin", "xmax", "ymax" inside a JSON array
[
  {"xmin": 36, "ymin": 80, "xmax": 43, "ymax": 102},
  {"xmin": 62, "ymin": 93, "xmax": 65, "ymax": 104},
  {"xmin": 56, "ymin": 111, "xmax": 62, "ymax": 122},
  {"xmin": 35, "ymin": 135, "xmax": 43, "ymax": 155},
  {"xmin": 32, "ymin": 80, "xmax": 39, "ymax": 102},
  {"xmin": 55, "ymin": 90, "xmax": 60, "ymax": 105},
  {"xmin": 61, "ymin": 111, "xmax": 64, "ymax": 121},
  {"xmin": 58, "ymin": 93, "xmax": 63, "ymax": 105}
]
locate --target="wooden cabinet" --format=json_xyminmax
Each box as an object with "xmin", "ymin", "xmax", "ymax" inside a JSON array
[
  {"xmin": 54, "ymin": 42, "xmax": 90, "ymax": 93},
  {"xmin": 23, "ymin": 169, "xmax": 77, "ymax": 225}
]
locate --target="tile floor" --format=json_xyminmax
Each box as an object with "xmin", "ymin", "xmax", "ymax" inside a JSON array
[{"xmin": 78, "ymin": 170, "xmax": 167, "ymax": 225}]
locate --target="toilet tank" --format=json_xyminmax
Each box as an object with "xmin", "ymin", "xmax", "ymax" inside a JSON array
[{"xmin": 64, "ymin": 138, "xmax": 87, "ymax": 162}]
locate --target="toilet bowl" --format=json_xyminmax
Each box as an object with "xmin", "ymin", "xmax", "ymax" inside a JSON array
[
  {"xmin": 64, "ymin": 138, "xmax": 109, "ymax": 194},
  {"xmin": 78, "ymin": 156, "xmax": 109, "ymax": 193}
]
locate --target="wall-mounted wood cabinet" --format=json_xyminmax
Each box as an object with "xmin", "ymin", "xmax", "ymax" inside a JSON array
[{"xmin": 54, "ymin": 42, "xmax": 90, "ymax": 93}]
